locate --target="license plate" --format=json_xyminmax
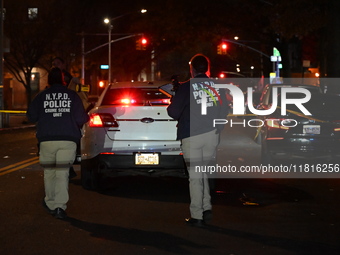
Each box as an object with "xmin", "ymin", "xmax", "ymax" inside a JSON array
[
  {"xmin": 303, "ymin": 125, "xmax": 320, "ymax": 134},
  {"xmin": 135, "ymin": 153, "xmax": 159, "ymax": 165}
]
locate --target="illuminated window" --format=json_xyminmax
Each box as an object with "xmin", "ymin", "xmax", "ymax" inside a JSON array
[{"xmin": 28, "ymin": 8, "xmax": 38, "ymax": 20}]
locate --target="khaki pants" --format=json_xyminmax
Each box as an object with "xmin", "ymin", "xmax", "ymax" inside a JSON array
[
  {"xmin": 39, "ymin": 141, "xmax": 76, "ymax": 210},
  {"xmin": 181, "ymin": 129, "xmax": 219, "ymax": 219}
]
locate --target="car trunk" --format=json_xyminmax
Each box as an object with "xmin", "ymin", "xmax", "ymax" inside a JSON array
[
  {"xmin": 284, "ymin": 94, "xmax": 340, "ymax": 138},
  {"xmin": 99, "ymin": 106, "xmax": 177, "ymax": 141}
]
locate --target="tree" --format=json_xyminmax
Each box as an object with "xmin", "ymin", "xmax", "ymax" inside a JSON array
[
  {"xmin": 3, "ymin": 0, "xmax": 97, "ymax": 104},
  {"xmin": 4, "ymin": 0, "xmax": 336, "ymax": 96},
  {"xmin": 4, "ymin": 0, "xmax": 64, "ymax": 105}
]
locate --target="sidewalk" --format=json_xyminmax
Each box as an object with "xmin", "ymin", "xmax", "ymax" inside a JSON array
[{"xmin": 0, "ymin": 114, "xmax": 35, "ymax": 130}]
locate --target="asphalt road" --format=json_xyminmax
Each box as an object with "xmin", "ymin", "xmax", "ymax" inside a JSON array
[{"xmin": 0, "ymin": 123, "xmax": 340, "ymax": 255}]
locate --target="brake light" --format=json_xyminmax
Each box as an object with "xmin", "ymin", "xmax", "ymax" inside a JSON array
[
  {"xmin": 89, "ymin": 113, "xmax": 119, "ymax": 127},
  {"xmin": 162, "ymin": 99, "xmax": 170, "ymax": 104},
  {"xmin": 90, "ymin": 115, "xmax": 103, "ymax": 127}
]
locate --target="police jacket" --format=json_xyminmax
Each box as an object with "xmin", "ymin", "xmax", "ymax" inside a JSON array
[
  {"xmin": 167, "ymin": 74, "xmax": 229, "ymax": 140},
  {"xmin": 27, "ymin": 83, "xmax": 90, "ymax": 143}
]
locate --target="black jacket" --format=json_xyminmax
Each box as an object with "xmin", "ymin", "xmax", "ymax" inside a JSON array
[
  {"xmin": 27, "ymin": 83, "xmax": 89, "ymax": 143},
  {"xmin": 167, "ymin": 74, "xmax": 229, "ymax": 140}
]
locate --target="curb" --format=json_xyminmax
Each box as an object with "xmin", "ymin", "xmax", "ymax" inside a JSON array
[{"xmin": 0, "ymin": 124, "xmax": 35, "ymax": 132}]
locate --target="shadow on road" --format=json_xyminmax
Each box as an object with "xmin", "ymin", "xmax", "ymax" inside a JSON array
[
  {"xmin": 66, "ymin": 217, "xmax": 211, "ymax": 254},
  {"xmin": 71, "ymin": 177, "xmax": 313, "ymax": 207},
  {"xmin": 65, "ymin": 216, "xmax": 339, "ymax": 255}
]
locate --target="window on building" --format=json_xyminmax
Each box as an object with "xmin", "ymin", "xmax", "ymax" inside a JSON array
[{"xmin": 28, "ymin": 8, "xmax": 38, "ymax": 20}]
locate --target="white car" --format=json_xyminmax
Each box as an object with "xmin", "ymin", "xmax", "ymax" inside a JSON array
[{"xmin": 81, "ymin": 82, "xmax": 186, "ymax": 190}]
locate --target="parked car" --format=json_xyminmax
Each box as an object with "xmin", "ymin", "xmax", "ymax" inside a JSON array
[
  {"xmin": 255, "ymin": 84, "xmax": 340, "ymax": 164},
  {"xmin": 255, "ymin": 83, "xmax": 322, "ymax": 144},
  {"xmin": 257, "ymin": 83, "xmax": 322, "ymax": 109},
  {"xmin": 80, "ymin": 82, "xmax": 186, "ymax": 190}
]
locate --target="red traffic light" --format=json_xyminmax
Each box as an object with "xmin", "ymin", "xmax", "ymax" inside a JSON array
[
  {"xmin": 217, "ymin": 42, "xmax": 227, "ymax": 55},
  {"xmin": 136, "ymin": 37, "xmax": 148, "ymax": 50}
]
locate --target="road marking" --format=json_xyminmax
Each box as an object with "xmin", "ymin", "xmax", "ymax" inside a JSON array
[{"xmin": 0, "ymin": 157, "xmax": 39, "ymax": 176}]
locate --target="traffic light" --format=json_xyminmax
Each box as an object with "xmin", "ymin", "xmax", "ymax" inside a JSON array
[
  {"xmin": 141, "ymin": 38, "xmax": 147, "ymax": 50},
  {"xmin": 219, "ymin": 72, "xmax": 226, "ymax": 78},
  {"xmin": 98, "ymin": 80, "xmax": 108, "ymax": 88},
  {"xmin": 217, "ymin": 42, "xmax": 227, "ymax": 55},
  {"xmin": 136, "ymin": 37, "xmax": 148, "ymax": 50}
]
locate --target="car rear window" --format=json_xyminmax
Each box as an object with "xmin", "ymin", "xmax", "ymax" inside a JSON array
[{"xmin": 101, "ymin": 88, "xmax": 170, "ymax": 106}]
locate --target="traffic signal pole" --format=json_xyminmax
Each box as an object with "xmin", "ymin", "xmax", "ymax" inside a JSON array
[
  {"xmin": 80, "ymin": 33, "xmax": 142, "ymax": 85},
  {"xmin": 222, "ymin": 39, "xmax": 270, "ymax": 78},
  {"xmin": 222, "ymin": 39, "xmax": 270, "ymax": 59},
  {"xmin": 0, "ymin": 0, "xmax": 4, "ymax": 128},
  {"xmin": 81, "ymin": 9, "xmax": 147, "ymax": 86}
]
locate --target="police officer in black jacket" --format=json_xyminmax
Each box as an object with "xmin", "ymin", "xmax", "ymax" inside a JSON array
[{"xmin": 27, "ymin": 67, "xmax": 89, "ymax": 219}]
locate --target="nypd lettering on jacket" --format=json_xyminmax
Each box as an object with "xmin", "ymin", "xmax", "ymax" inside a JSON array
[
  {"xmin": 44, "ymin": 93, "xmax": 71, "ymax": 117},
  {"xmin": 192, "ymin": 81, "xmax": 220, "ymax": 107}
]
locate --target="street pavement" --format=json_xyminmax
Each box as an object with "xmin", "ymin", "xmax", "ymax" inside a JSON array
[{"xmin": 0, "ymin": 114, "xmax": 34, "ymax": 130}]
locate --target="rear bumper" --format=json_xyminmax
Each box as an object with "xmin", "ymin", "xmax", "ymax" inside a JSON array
[
  {"xmin": 100, "ymin": 154, "xmax": 185, "ymax": 168},
  {"xmin": 265, "ymin": 138, "xmax": 340, "ymax": 160},
  {"xmin": 81, "ymin": 154, "xmax": 187, "ymax": 177}
]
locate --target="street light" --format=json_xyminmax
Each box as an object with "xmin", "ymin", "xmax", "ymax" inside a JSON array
[
  {"xmin": 103, "ymin": 9, "xmax": 147, "ymax": 84},
  {"xmin": 103, "ymin": 18, "xmax": 113, "ymax": 84}
]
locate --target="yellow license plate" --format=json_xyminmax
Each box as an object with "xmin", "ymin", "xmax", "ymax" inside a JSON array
[{"xmin": 135, "ymin": 153, "xmax": 159, "ymax": 165}]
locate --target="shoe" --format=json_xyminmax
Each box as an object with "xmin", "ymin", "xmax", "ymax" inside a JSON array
[
  {"xmin": 203, "ymin": 210, "xmax": 212, "ymax": 223},
  {"xmin": 185, "ymin": 218, "xmax": 206, "ymax": 228},
  {"xmin": 42, "ymin": 200, "xmax": 55, "ymax": 215},
  {"xmin": 54, "ymin": 208, "xmax": 67, "ymax": 219}
]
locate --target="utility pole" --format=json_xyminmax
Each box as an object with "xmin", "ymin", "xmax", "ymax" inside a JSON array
[
  {"xmin": 81, "ymin": 32, "xmax": 85, "ymax": 85},
  {"xmin": 0, "ymin": 0, "xmax": 4, "ymax": 128}
]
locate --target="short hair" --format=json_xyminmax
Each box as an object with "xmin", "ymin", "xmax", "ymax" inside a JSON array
[
  {"xmin": 48, "ymin": 67, "xmax": 65, "ymax": 85},
  {"xmin": 190, "ymin": 54, "xmax": 210, "ymax": 73}
]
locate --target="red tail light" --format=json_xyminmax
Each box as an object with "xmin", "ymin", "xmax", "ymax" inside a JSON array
[
  {"xmin": 162, "ymin": 99, "xmax": 170, "ymax": 104},
  {"xmin": 89, "ymin": 113, "xmax": 119, "ymax": 127}
]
